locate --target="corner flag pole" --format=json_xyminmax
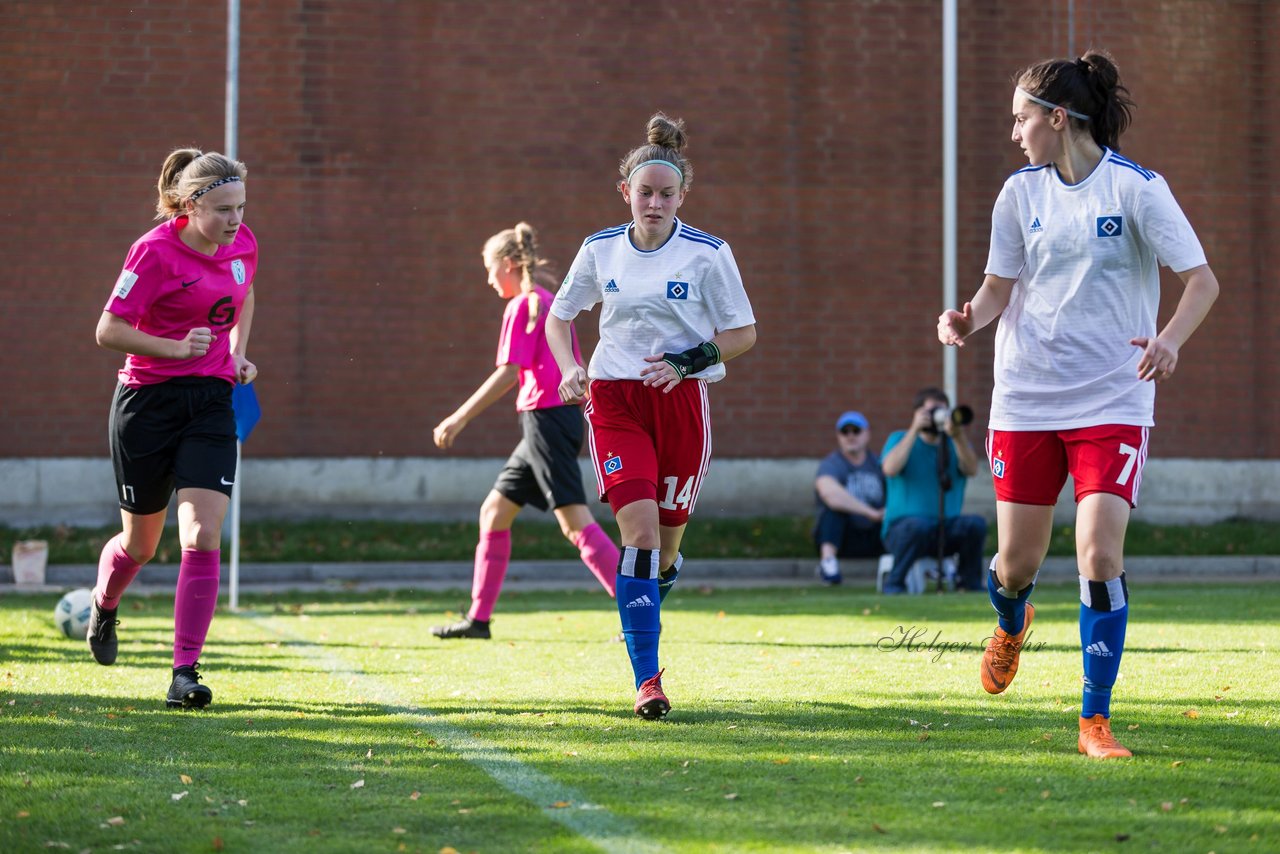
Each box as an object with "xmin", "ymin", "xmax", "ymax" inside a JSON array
[
  {"xmin": 226, "ymin": 0, "xmax": 242, "ymax": 608},
  {"xmin": 226, "ymin": 0, "xmax": 239, "ymax": 161}
]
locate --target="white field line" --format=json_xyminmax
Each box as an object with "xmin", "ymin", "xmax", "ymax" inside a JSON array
[{"xmin": 244, "ymin": 611, "xmax": 666, "ymax": 854}]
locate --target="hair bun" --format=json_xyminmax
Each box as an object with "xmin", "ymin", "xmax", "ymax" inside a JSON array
[{"xmin": 646, "ymin": 112, "xmax": 688, "ymax": 152}]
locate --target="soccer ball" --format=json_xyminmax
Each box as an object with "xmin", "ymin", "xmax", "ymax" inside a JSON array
[{"xmin": 55, "ymin": 588, "xmax": 94, "ymax": 639}]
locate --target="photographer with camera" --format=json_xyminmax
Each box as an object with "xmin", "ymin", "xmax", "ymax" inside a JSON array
[{"xmin": 878, "ymin": 387, "xmax": 988, "ymax": 594}]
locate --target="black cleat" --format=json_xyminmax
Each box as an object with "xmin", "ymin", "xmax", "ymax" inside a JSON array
[
  {"xmin": 430, "ymin": 617, "xmax": 491, "ymax": 639},
  {"xmin": 86, "ymin": 597, "xmax": 120, "ymax": 665},
  {"xmin": 166, "ymin": 663, "xmax": 213, "ymax": 709}
]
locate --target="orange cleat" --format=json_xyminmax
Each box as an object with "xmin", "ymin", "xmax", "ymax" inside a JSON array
[
  {"xmin": 1078, "ymin": 714, "xmax": 1133, "ymax": 758},
  {"xmin": 634, "ymin": 669, "xmax": 670, "ymax": 720},
  {"xmin": 981, "ymin": 602, "xmax": 1035, "ymax": 694}
]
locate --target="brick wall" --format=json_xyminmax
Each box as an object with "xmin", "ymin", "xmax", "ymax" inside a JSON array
[{"xmin": 2, "ymin": 0, "xmax": 1274, "ymax": 460}]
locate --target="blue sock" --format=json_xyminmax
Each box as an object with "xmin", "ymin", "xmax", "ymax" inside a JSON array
[
  {"xmin": 657, "ymin": 552, "xmax": 683, "ymax": 603},
  {"xmin": 617, "ymin": 547, "xmax": 661, "ymax": 688},
  {"xmin": 987, "ymin": 555, "xmax": 1035, "ymax": 635},
  {"xmin": 1080, "ymin": 574, "xmax": 1128, "ymax": 719}
]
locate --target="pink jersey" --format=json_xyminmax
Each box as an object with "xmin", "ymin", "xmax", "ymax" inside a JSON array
[
  {"xmin": 496, "ymin": 285, "xmax": 582, "ymax": 412},
  {"xmin": 104, "ymin": 217, "xmax": 257, "ymax": 387}
]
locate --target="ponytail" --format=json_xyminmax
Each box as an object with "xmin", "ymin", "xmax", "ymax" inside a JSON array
[{"xmin": 1016, "ymin": 49, "xmax": 1134, "ymax": 151}]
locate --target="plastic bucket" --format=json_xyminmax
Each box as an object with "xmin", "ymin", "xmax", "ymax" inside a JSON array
[{"xmin": 12, "ymin": 540, "xmax": 49, "ymax": 586}]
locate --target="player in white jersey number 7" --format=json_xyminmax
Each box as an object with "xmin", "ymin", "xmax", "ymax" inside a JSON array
[{"xmin": 938, "ymin": 50, "xmax": 1219, "ymax": 758}]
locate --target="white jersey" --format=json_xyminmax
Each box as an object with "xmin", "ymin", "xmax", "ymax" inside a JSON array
[
  {"xmin": 550, "ymin": 218, "xmax": 756, "ymax": 383},
  {"xmin": 984, "ymin": 148, "xmax": 1207, "ymax": 430}
]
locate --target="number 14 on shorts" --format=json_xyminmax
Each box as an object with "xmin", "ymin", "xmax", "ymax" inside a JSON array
[{"xmin": 658, "ymin": 476, "xmax": 695, "ymax": 510}]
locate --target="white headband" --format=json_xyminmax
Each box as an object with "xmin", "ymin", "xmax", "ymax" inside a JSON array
[
  {"xmin": 1017, "ymin": 87, "xmax": 1090, "ymax": 121},
  {"xmin": 626, "ymin": 159, "xmax": 683, "ymax": 184}
]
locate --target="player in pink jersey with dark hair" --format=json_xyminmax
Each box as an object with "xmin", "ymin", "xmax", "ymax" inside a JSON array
[
  {"xmin": 89, "ymin": 147, "xmax": 259, "ymax": 709},
  {"xmin": 429, "ymin": 222, "xmax": 619, "ymax": 640}
]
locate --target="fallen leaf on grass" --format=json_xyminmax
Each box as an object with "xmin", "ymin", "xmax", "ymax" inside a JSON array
[
  {"xmin": 179, "ymin": 774, "xmax": 193, "ymax": 785},
  {"xmin": 1041, "ymin": 790, "xmax": 1051, "ymax": 799},
  {"xmin": 1215, "ymin": 825, "xmax": 1229, "ymax": 834},
  {"xmin": 932, "ymin": 801, "xmax": 945, "ymax": 808},
  {"xmin": 724, "ymin": 793, "xmax": 738, "ymax": 800},
  {"xmin": 550, "ymin": 801, "xmax": 571, "ymax": 809},
  {"xmin": 1182, "ymin": 709, "xmax": 1199, "ymax": 719},
  {"xmin": 392, "ymin": 827, "xmax": 406, "ymax": 834},
  {"xmin": 772, "ymin": 757, "xmax": 790, "ymax": 765},
  {"xmin": 366, "ymin": 749, "xmax": 373, "ymax": 759},
  {"xmin": 16, "ymin": 811, "xmax": 29, "ymax": 819},
  {"xmin": 106, "ymin": 816, "xmax": 125, "ymax": 826},
  {"xmin": 440, "ymin": 847, "xmax": 460, "ymax": 854},
  {"xmin": 212, "ymin": 837, "xmax": 224, "ymax": 851},
  {"xmin": 1171, "ymin": 761, "xmax": 1183, "ymax": 768},
  {"xmin": 1161, "ymin": 802, "xmax": 1173, "ymax": 811},
  {"xmin": 1127, "ymin": 724, "xmax": 1140, "ymax": 730},
  {"xmin": 872, "ymin": 823, "xmax": 887, "ymax": 834},
  {"xmin": 351, "ymin": 780, "xmax": 365, "ymax": 789},
  {"xmin": 917, "ymin": 733, "xmax": 930, "ymax": 742},
  {"xmin": 172, "ymin": 791, "xmax": 188, "ymax": 801},
  {"xmin": 409, "ymin": 791, "xmax": 421, "ymax": 801}
]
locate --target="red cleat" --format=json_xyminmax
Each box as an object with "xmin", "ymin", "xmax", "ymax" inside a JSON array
[{"xmin": 634, "ymin": 669, "xmax": 670, "ymax": 720}]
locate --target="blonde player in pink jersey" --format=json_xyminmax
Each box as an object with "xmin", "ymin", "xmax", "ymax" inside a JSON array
[
  {"xmin": 547, "ymin": 114, "xmax": 757, "ymax": 719},
  {"xmin": 939, "ymin": 51, "xmax": 1219, "ymax": 757},
  {"xmin": 430, "ymin": 223, "xmax": 620, "ymax": 640},
  {"xmin": 90, "ymin": 148, "xmax": 259, "ymax": 709}
]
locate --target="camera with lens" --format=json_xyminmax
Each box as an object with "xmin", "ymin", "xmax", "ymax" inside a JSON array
[{"xmin": 925, "ymin": 404, "xmax": 973, "ymax": 434}]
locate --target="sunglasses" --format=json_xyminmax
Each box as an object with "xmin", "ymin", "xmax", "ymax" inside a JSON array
[{"xmin": 840, "ymin": 425, "xmax": 863, "ymax": 436}]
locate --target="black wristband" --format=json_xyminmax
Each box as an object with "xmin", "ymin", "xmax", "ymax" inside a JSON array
[{"xmin": 661, "ymin": 341, "xmax": 721, "ymax": 379}]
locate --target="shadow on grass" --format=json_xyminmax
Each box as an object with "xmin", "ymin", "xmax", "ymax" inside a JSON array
[{"xmin": 3, "ymin": 677, "xmax": 1278, "ymax": 854}]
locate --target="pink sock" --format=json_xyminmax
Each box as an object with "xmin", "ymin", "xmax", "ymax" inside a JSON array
[
  {"xmin": 95, "ymin": 534, "xmax": 143, "ymax": 610},
  {"xmin": 572, "ymin": 523, "xmax": 619, "ymax": 597},
  {"xmin": 173, "ymin": 548, "xmax": 220, "ymax": 668},
  {"xmin": 468, "ymin": 529, "xmax": 512, "ymax": 622}
]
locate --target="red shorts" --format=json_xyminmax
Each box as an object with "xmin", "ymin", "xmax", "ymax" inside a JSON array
[
  {"xmin": 583, "ymin": 378, "xmax": 711, "ymax": 527},
  {"xmin": 986, "ymin": 424, "xmax": 1150, "ymax": 507}
]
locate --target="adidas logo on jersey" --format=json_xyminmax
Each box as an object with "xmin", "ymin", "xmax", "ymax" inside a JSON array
[
  {"xmin": 626, "ymin": 594, "xmax": 655, "ymax": 609},
  {"xmin": 604, "ymin": 279, "xmax": 620, "ymax": 294},
  {"xmin": 1085, "ymin": 641, "xmax": 1114, "ymax": 657},
  {"xmin": 1029, "ymin": 216, "xmax": 1043, "ymax": 233}
]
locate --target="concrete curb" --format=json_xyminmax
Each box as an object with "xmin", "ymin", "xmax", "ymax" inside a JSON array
[{"xmin": 3, "ymin": 556, "xmax": 1279, "ymax": 595}]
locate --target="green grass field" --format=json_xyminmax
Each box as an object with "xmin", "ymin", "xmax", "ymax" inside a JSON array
[{"xmin": 2, "ymin": 582, "xmax": 1278, "ymax": 853}]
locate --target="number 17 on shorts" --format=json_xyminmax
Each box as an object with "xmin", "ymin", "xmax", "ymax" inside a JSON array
[{"xmin": 988, "ymin": 424, "xmax": 1149, "ymax": 506}]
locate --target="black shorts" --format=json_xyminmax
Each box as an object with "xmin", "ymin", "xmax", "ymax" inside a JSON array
[
  {"xmin": 492, "ymin": 405, "xmax": 588, "ymax": 512},
  {"xmin": 108, "ymin": 377, "xmax": 237, "ymax": 514}
]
